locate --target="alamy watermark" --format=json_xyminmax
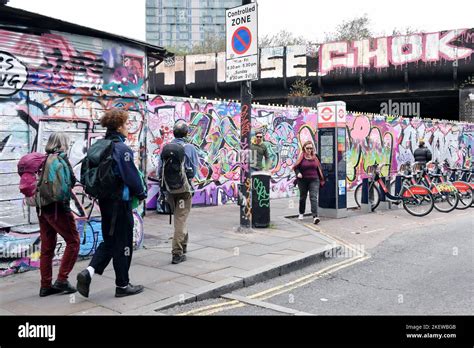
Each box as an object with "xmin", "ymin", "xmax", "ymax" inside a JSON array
[
  {"xmin": 380, "ymin": 100, "xmax": 420, "ymax": 117},
  {"xmin": 324, "ymin": 244, "xmax": 365, "ymax": 258},
  {"xmin": 18, "ymin": 322, "xmax": 56, "ymax": 341}
]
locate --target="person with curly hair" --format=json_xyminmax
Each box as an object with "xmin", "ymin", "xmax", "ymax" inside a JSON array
[{"xmin": 76, "ymin": 109, "xmax": 147, "ymax": 298}]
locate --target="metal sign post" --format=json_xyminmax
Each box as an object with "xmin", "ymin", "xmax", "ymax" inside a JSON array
[{"xmin": 226, "ymin": 0, "xmax": 258, "ymax": 229}]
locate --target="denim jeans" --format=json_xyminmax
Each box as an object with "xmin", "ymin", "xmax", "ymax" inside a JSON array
[{"xmin": 297, "ymin": 178, "xmax": 320, "ymax": 217}]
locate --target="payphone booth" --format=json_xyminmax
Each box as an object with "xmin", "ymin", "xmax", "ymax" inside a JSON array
[{"xmin": 317, "ymin": 101, "xmax": 348, "ymax": 218}]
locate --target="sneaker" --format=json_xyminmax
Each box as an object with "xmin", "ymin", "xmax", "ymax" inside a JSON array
[
  {"xmin": 172, "ymin": 254, "xmax": 186, "ymax": 264},
  {"xmin": 76, "ymin": 269, "xmax": 91, "ymax": 298},
  {"xmin": 53, "ymin": 280, "xmax": 77, "ymax": 294},
  {"xmin": 313, "ymin": 217, "xmax": 320, "ymax": 225},
  {"xmin": 298, "ymin": 214, "xmax": 304, "ymax": 220},
  {"xmin": 39, "ymin": 287, "xmax": 62, "ymax": 297},
  {"xmin": 115, "ymin": 283, "xmax": 144, "ymax": 298}
]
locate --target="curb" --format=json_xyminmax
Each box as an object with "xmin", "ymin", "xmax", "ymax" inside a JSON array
[{"xmin": 124, "ymin": 243, "xmax": 341, "ymax": 314}]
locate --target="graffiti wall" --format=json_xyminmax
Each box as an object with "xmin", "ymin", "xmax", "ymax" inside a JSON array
[
  {"xmin": 346, "ymin": 113, "xmax": 474, "ymax": 188},
  {"xmin": 0, "ymin": 29, "xmax": 146, "ymax": 97},
  {"xmin": 0, "ymin": 27, "xmax": 147, "ymax": 276},
  {"xmin": 145, "ymin": 95, "xmax": 318, "ymax": 209},
  {"xmin": 151, "ymin": 29, "xmax": 474, "ymax": 94}
]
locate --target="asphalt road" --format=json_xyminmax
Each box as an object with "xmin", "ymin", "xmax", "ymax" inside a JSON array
[{"xmin": 161, "ymin": 209, "xmax": 473, "ymax": 316}]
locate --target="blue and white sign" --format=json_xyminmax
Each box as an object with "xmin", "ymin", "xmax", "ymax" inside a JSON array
[{"xmin": 226, "ymin": 3, "xmax": 258, "ymax": 82}]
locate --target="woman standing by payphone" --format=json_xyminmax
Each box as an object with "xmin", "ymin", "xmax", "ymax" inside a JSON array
[{"xmin": 293, "ymin": 141, "xmax": 325, "ymax": 224}]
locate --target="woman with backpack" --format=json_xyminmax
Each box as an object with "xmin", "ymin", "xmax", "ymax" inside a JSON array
[
  {"xmin": 36, "ymin": 132, "xmax": 80, "ymax": 297},
  {"xmin": 76, "ymin": 109, "xmax": 147, "ymax": 298},
  {"xmin": 293, "ymin": 140, "xmax": 325, "ymax": 225}
]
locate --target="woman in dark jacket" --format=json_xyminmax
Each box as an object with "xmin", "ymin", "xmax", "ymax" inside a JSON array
[
  {"xmin": 76, "ymin": 109, "xmax": 147, "ymax": 298},
  {"xmin": 293, "ymin": 141, "xmax": 325, "ymax": 224}
]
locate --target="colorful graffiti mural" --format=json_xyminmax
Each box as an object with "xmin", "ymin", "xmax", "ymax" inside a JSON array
[
  {"xmin": 145, "ymin": 95, "xmax": 318, "ymax": 209},
  {"xmin": 152, "ymin": 29, "xmax": 474, "ymax": 87},
  {"xmin": 346, "ymin": 113, "xmax": 474, "ymax": 188},
  {"xmin": 0, "ymin": 26, "xmax": 147, "ymax": 277},
  {"xmin": 0, "ymin": 29, "xmax": 145, "ymax": 97}
]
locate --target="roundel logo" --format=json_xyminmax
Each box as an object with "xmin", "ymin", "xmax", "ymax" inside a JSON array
[
  {"xmin": 338, "ymin": 109, "xmax": 345, "ymax": 119},
  {"xmin": 320, "ymin": 107, "xmax": 334, "ymax": 121}
]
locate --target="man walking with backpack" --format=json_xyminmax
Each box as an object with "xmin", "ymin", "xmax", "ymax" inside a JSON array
[
  {"xmin": 77, "ymin": 109, "xmax": 147, "ymax": 298},
  {"xmin": 158, "ymin": 120, "xmax": 199, "ymax": 264}
]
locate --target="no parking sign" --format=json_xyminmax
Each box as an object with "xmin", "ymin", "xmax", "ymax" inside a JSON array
[{"xmin": 226, "ymin": 3, "xmax": 258, "ymax": 82}]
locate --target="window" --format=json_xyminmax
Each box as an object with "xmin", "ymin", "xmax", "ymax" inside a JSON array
[{"xmin": 146, "ymin": 16, "xmax": 157, "ymax": 24}]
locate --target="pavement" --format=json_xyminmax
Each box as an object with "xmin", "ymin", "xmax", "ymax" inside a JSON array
[{"xmin": 0, "ymin": 197, "xmax": 343, "ymax": 315}]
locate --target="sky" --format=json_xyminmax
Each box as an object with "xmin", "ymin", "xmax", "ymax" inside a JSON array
[{"xmin": 7, "ymin": 0, "xmax": 474, "ymax": 43}]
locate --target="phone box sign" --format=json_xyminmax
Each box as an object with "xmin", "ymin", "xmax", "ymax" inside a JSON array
[{"xmin": 317, "ymin": 101, "xmax": 346, "ymax": 128}]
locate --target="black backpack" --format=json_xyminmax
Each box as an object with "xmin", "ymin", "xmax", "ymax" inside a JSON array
[
  {"xmin": 160, "ymin": 142, "xmax": 191, "ymax": 194},
  {"xmin": 80, "ymin": 139, "xmax": 122, "ymax": 200}
]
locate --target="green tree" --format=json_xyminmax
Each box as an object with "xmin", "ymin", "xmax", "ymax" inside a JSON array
[
  {"xmin": 288, "ymin": 78, "xmax": 313, "ymax": 97},
  {"xmin": 324, "ymin": 14, "xmax": 372, "ymax": 42},
  {"xmin": 259, "ymin": 29, "xmax": 309, "ymax": 47}
]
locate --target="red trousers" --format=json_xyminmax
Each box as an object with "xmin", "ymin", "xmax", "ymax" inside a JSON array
[{"xmin": 38, "ymin": 209, "xmax": 80, "ymax": 288}]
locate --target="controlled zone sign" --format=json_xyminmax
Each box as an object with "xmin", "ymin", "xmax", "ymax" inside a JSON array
[{"xmin": 226, "ymin": 3, "xmax": 258, "ymax": 82}]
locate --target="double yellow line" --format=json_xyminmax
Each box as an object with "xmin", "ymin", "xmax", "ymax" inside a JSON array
[{"xmin": 178, "ymin": 224, "xmax": 370, "ymax": 316}]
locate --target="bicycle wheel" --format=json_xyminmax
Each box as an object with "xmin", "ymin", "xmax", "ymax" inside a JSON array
[
  {"xmin": 432, "ymin": 189, "xmax": 459, "ymax": 213},
  {"xmin": 456, "ymin": 187, "xmax": 473, "ymax": 210},
  {"xmin": 402, "ymin": 185, "xmax": 434, "ymax": 217},
  {"xmin": 354, "ymin": 182, "xmax": 380, "ymax": 211}
]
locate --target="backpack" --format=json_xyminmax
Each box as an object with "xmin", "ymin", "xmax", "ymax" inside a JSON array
[
  {"xmin": 36, "ymin": 153, "xmax": 72, "ymax": 207},
  {"xmin": 160, "ymin": 142, "xmax": 191, "ymax": 195},
  {"xmin": 18, "ymin": 152, "xmax": 47, "ymax": 207},
  {"xmin": 80, "ymin": 139, "xmax": 122, "ymax": 200}
]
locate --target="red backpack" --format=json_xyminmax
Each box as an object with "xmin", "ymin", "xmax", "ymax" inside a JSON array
[{"xmin": 18, "ymin": 152, "xmax": 47, "ymax": 206}]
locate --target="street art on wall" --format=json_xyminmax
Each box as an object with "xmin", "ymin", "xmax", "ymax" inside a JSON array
[
  {"xmin": 0, "ymin": 90, "xmax": 146, "ymax": 276},
  {"xmin": 346, "ymin": 113, "xmax": 474, "ymax": 188},
  {"xmin": 0, "ymin": 29, "xmax": 146, "ymax": 97},
  {"xmin": 145, "ymin": 95, "xmax": 318, "ymax": 209},
  {"xmin": 319, "ymin": 29, "xmax": 473, "ymax": 74},
  {"xmin": 152, "ymin": 28, "xmax": 474, "ymax": 89},
  {"xmin": 0, "ymin": 26, "xmax": 148, "ymax": 277}
]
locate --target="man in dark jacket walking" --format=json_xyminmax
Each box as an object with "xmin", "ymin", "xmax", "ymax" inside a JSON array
[{"xmin": 413, "ymin": 139, "xmax": 432, "ymax": 165}]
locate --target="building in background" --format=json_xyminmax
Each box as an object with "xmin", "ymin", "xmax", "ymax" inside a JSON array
[{"xmin": 146, "ymin": 0, "xmax": 241, "ymax": 51}]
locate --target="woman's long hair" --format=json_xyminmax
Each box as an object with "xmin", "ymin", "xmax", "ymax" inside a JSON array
[
  {"xmin": 45, "ymin": 132, "xmax": 69, "ymax": 154},
  {"xmin": 293, "ymin": 140, "xmax": 316, "ymax": 170}
]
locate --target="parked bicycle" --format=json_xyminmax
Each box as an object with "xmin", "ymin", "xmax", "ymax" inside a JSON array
[
  {"xmin": 392, "ymin": 161, "xmax": 459, "ymax": 213},
  {"xmin": 436, "ymin": 161, "xmax": 473, "ymax": 210},
  {"xmin": 354, "ymin": 163, "xmax": 434, "ymax": 217}
]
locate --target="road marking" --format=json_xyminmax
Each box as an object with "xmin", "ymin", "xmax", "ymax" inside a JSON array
[
  {"xmin": 177, "ymin": 299, "xmax": 240, "ymax": 316},
  {"xmin": 221, "ymin": 294, "xmax": 312, "ymax": 315},
  {"xmin": 363, "ymin": 228, "xmax": 386, "ymax": 234},
  {"xmin": 181, "ymin": 224, "xmax": 371, "ymax": 316}
]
